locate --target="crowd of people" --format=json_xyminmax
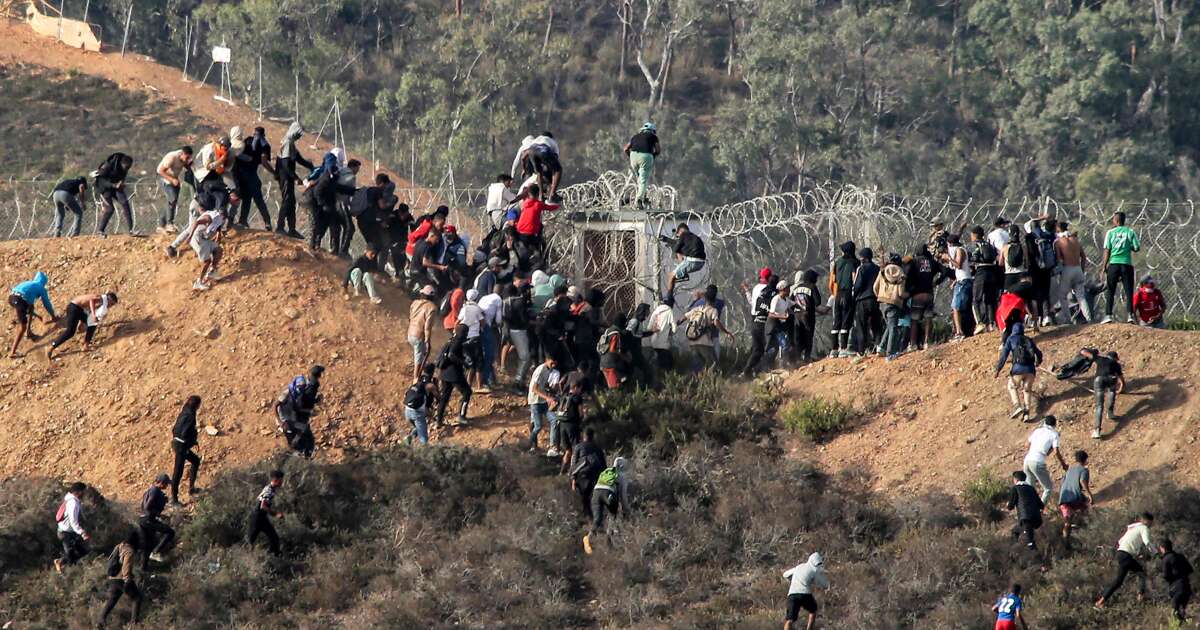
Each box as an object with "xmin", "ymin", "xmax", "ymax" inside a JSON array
[{"xmin": 15, "ymin": 117, "xmax": 1191, "ymax": 628}]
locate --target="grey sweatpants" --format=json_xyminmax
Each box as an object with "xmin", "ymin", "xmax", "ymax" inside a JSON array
[
  {"xmin": 1023, "ymin": 458, "xmax": 1054, "ymax": 504},
  {"xmin": 1095, "ymin": 377, "xmax": 1117, "ymax": 433}
]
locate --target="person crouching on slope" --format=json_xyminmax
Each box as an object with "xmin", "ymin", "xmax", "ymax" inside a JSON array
[
  {"xmin": 9, "ymin": 271, "xmax": 57, "ymax": 358},
  {"xmin": 783, "ymin": 552, "xmax": 830, "ymax": 630},
  {"xmin": 47, "ymin": 292, "xmax": 118, "ymax": 359}
]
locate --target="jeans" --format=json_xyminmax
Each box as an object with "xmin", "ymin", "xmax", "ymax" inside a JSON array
[
  {"xmin": 158, "ymin": 178, "xmax": 181, "ymax": 228},
  {"xmin": 1105, "ymin": 263, "xmax": 1135, "ymax": 318},
  {"xmin": 880, "ymin": 304, "xmax": 903, "ymax": 355},
  {"xmin": 1057, "ymin": 265, "xmax": 1091, "ymax": 323},
  {"xmin": 407, "ymin": 336, "xmax": 429, "ymax": 370},
  {"xmin": 853, "ymin": 298, "xmax": 880, "ymax": 353},
  {"xmin": 98, "ymin": 187, "xmax": 133, "ymax": 234},
  {"xmin": 529, "ymin": 402, "xmax": 558, "ymax": 449},
  {"xmin": 1094, "ymin": 377, "xmax": 1117, "ymax": 432},
  {"xmin": 58, "ymin": 530, "xmax": 88, "ymax": 564},
  {"xmin": 171, "ymin": 442, "xmax": 200, "ymax": 502},
  {"xmin": 1023, "ymin": 458, "xmax": 1054, "ymax": 504},
  {"xmin": 630, "ymin": 151, "xmax": 654, "ymax": 201},
  {"xmin": 349, "ymin": 268, "xmax": 379, "ymax": 299},
  {"xmin": 52, "ymin": 190, "xmax": 83, "ymax": 237},
  {"xmin": 509, "ymin": 328, "xmax": 532, "ymax": 384},
  {"xmin": 405, "ymin": 407, "xmax": 428, "ymax": 444}
]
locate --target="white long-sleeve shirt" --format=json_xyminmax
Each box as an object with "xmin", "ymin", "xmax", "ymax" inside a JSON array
[
  {"xmin": 56, "ymin": 492, "xmax": 86, "ymax": 536},
  {"xmin": 1117, "ymin": 522, "xmax": 1154, "ymax": 556}
]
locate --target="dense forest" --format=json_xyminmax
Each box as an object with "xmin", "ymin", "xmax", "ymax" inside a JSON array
[{"xmin": 77, "ymin": 0, "xmax": 1200, "ymax": 205}]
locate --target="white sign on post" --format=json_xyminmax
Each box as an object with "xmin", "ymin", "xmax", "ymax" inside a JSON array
[{"xmin": 212, "ymin": 46, "xmax": 231, "ymax": 63}]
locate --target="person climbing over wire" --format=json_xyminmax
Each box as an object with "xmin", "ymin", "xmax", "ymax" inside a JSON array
[
  {"xmin": 9, "ymin": 271, "xmax": 57, "ymax": 358},
  {"xmin": 624, "ymin": 122, "xmax": 660, "ymax": 208},
  {"xmin": 46, "ymin": 292, "xmax": 117, "ymax": 360},
  {"xmin": 659, "ymin": 222, "xmax": 706, "ymax": 297}
]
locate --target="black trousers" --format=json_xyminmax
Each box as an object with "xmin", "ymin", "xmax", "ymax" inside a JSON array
[
  {"xmin": 653, "ymin": 348, "xmax": 673, "ymax": 371},
  {"xmin": 743, "ymin": 323, "xmax": 767, "ymax": 375},
  {"xmin": 1011, "ymin": 517, "xmax": 1041, "ymax": 548},
  {"xmin": 276, "ymin": 180, "xmax": 298, "ymax": 232},
  {"xmin": 237, "ymin": 177, "xmax": 271, "ymax": 227},
  {"xmin": 308, "ymin": 202, "xmax": 339, "ymax": 252},
  {"xmin": 98, "ymin": 188, "xmax": 133, "ymax": 234},
  {"xmin": 974, "ymin": 267, "xmax": 1001, "ymax": 327},
  {"xmin": 99, "ymin": 579, "xmax": 141, "ymax": 625},
  {"xmin": 1101, "ymin": 551, "xmax": 1146, "ymax": 601},
  {"xmin": 793, "ymin": 320, "xmax": 815, "ymax": 362},
  {"xmin": 170, "ymin": 442, "xmax": 201, "ymax": 501},
  {"xmin": 138, "ymin": 516, "xmax": 175, "ymax": 567},
  {"xmin": 50, "ymin": 303, "xmax": 95, "ymax": 349},
  {"xmin": 437, "ymin": 378, "xmax": 472, "ymax": 422},
  {"xmin": 576, "ymin": 480, "xmax": 595, "ymax": 519},
  {"xmin": 853, "ymin": 298, "xmax": 881, "ymax": 353},
  {"xmin": 246, "ymin": 508, "xmax": 280, "ymax": 554},
  {"xmin": 1171, "ymin": 579, "xmax": 1192, "ymax": 619},
  {"xmin": 1105, "ymin": 263, "xmax": 1135, "ymax": 317},
  {"xmin": 285, "ymin": 421, "xmax": 315, "ymax": 457},
  {"xmin": 832, "ymin": 292, "xmax": 854, "ymax": 348},
  {"xmin": 58, "ymin": 530, "xmax": 88, "ymax": 564},
  {"xmin": 338, "ymin": 206, "xmax": 355, "ymax": 256}
]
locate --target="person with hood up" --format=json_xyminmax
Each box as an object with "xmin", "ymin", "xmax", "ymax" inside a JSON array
[
  {"xmin": 9, "ymin": 271, "xmax": 57, "ymax": 358},
  {"xmin": 791, "ymin": 269, "xmax": 826, "ymax": 363},
  {"xmin": 233, "ymin": 127, "xmax": 275, "ymax": 229},
  {"xmin": 905, "ymin": 241, "xmax": 951, "ymax": 351},
  {"xmin": 995, "ymin": 291, "xmax": 1028, "ymax": 345},
  {"xmin": 1131, "ymin": 275, "xmax": 1167, "ymax": 328},
  {"xmin": 303, "ymin": 147, "xmax": 345, "ymax": 185},
  {"xmin": 873, "ymin": 253, "xmax": 908, "ymax": 360},
  {"xmin": 828, "ymin": 241, "xmax": 859, "ymax": 357},
  {"xmin": 94, "ymin": 152, "xmax": 139, "ymax": 237},
  {"xmin": 850, "ymin": 248, "xmax": 881, "ymax": 356},
  {"xmin": 274, "ymin": 122, "xmax": 313, "ymax": 238},
  {"xmin": 1160, "ymin": 539, "xmax": 1194, "ymax": 622},
  {"xmin": 408, "ymin": 285, "xmax": 438, "ymax": 381},
  {"xmin": 783, "ymin": 552, "xmax": 830, "ymax": 630},
  {"xmin": 624, "ymin": 122, "xmax": 660, "ymax": 208},
  {"xmin": 530, "ymin": 270, "xmax": 554, "ymax": 311},
  {"xmin": 583, "ymin": 456, "xmax": 631, "ymax": 555},
  {"xmin": 994, "ymin": 322, "xmax": 1043, "ymax": 421}
]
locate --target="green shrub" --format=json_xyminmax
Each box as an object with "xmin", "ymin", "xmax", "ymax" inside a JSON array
[
  {"xmin": 962, "ymin": 469, "xmax": 1010, "ymax": 520},
  {"xmin": 779, "ymin": 397, "xmax": 855, "ymax": 440},
  {"xmin": 1168, "ymin": 318, "xmax": 1200, "ymax": 331}
]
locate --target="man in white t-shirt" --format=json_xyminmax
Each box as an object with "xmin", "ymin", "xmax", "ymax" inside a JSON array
[
  {"xmin": 477, "ymin": 287, "xmax": 503, "ymax": 390},
  {"xmin": 485, "ymin": 175, "xmax": 517, "ymax": 229},
  {"xmin": 768, "ymin": 281, "xmax": 793, "ymax": 364},
  {"xmin": 647, "ymin": 295, "xmax": 677, "ymax": 373},
  {"xmin": 527, "ymin": 356, "xmax": 560, "ymax": 455},
  {"xmin": 988, "ymin": 216, "xmax": 1012, "ymax": 253},
  {"xmin": 1023, "ymin": 415, "xmax": 1068, "ymax": 503}
]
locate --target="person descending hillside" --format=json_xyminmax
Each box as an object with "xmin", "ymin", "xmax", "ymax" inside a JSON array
[
  {"xmin": 51, "ymin": 176, "xmax": 88, "ymax": 238},
  {"xmin": 583, "ymin": 456, "xmax": 630, "ymax": 555},
  {"xmin": 192, "ymin": 137, "xmax": 236, "ymax": 216},
  {"xmin": 1100, "ymin": 211, "xmax": 1141, "ymax": 324},
  {"xmin": 528, "ymin": 355, "xmax": 561, "ymax": 454},
  {"xmin": 994, "ymin": 322, "xmax": 1043, "ymax": 421},
  {"xmin": 1161, "ymin": 539, "xmax": 1194, "ymax": 622},
  {"xmin": 1096, "ymin": 512, "xmax": 1155, "ymax": 609},
  {"xmin": 9, "ymin": 271, "xmax": 57, "ymax": 358},
  {"xmin": 138, "ymin": 474, "xmax": 174, "ymax": 569},
  {"xmin": 660, "ymin": 222, "xmax": 706, "ymax": 297},
  {"xmin": 170, "ymin": 395, "xmax": 203, "ymax": 505},
  {"xmin": 829, "ymin": 241, "xmax": 859, "ymax": 357},
  {"xmin": 1006, "ymin": 470, "xmax": 1044, "ymax": 551},
  {"xmin": 274, "ymin": 122, "xmax": 313, "ymax": 238},
  {"xmin": 272, "ymin": 366, "xmax": 324, "ymax": 458},
  {"xmin": 1131, "ymin": 275, "xmax": 1167, "ymax": 328},
  {"xmin": 782, "ymin": 552, "xmax": 830, "ymax": 630},
  {"xmin": 189, "ymin": 201, "xmax": 226, "ymax": 292},
  {"xmin": 97, "ymin": 530, "xmax": 142, "ymax": 628},
  {"xmin": 155, "ymin": 145, "xmax": 195, "ymax": 233},
  {"xmin": 1058, "ymin": 450, "xmax": 1094, "ymax": 542},
  {"xmin": 624, "ymin": 122, "xmax": 660, "ymax": 208},
  {"xmin": 991, "ymin": 584, "xmax": 1029, "ymax": 630},
  {"xmin": 569, "ymin": 428, "xmax": 607, "ymax": 518},
  {"xmin": 408, "ymin": 285, "xmax": 438, "ymax": 382},
  {"xmin": 1082, "ymin": 349, "xmax": 1125, "ymax": 439},
  {"xmin": 435, "ymin": 324, "xmax": 473, "ymax": 427},
  {"xmin": 246, "ymin": 469, "xmax": 286, "ymax": 555},
  {"xmin": 403, "ymin": 365, "xmax": 438, "ymax": 445},
  {"xmin": 342, "ymin": 249, "xmax": 383, "ymax": 305},
  {"xmin": 46, "ymin": 292, "xmax": 118, "ymax": 359},
  {"xmin": 94, "ymin": 152, "xmax": 140, "ymax": 237},
  {"xmin": 1023, "ymin": 415, "xmax": 1068, "ymax": 504},
  {"xmin": 53, "ymin": 481, "xmax": 91, "ymax": 573}
]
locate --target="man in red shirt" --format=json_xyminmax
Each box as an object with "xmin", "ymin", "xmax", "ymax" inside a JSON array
[
  {"xmin": 406, "ymin": 206, "xmax": 449, "ymax": 258},
  {"xmin": 1131, "ymin": 275, "xmax": 1167, "ymax": 328},
  {"xmin": 515, "ymin": 184, "xmax": 560, "ymax": 237}
]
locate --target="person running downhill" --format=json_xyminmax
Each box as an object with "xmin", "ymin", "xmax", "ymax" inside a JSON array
[
  {"xmin": 1100, "ymin": 211, "xmax": 1140, "ymax": 324},
  {"xmin": 1161, "ymin": 539, "xmax": 1194, "ymax": 622},
  {"xmin": 1096, "ymin": 512, "xmax": 1155, "ymax": 609},
  {"xmin": 991, "ymin": 584, "xmax": 1029, "ymax": 630},
  {"xmin": 994, "ymin": 322, "xmax": 1043, "ymax": 421},
  {"xmin": 1058, "ymin": 450, "xmax": 1094, "ymax": 542},
  {"xmin": 53, "ymin": 481, "xmax": 91, "ymax": 573},
  {"xmin": 9, "ymin": 271, "xmax": 57, "ymax": 358},
  {"xmin": 170, "ymin": 396, "xmax": 203, "ymax": 505},
  {"xmin": 624, "ymin": 122, "xmax": 660, "ymax": 208},
  {"xmin": 403, "ymin": 366, "xmax": 438, "ymax": 445},
  {"xmin": 189, "ymin": 200, "xmax": 227, "ymax": 292},
  {"xmin": 138, "ymin": 474, "xmax": 175, "ymax": 569},
  {"xmin": 1023, "ymin": 415, "xmax": 1068, "ymax": 504},
  {"xmin": 1083, "ymin": 349, "xmax": 1125, "ymax": 439},
  {"xmin": 782, "ymin": 552, "xmax": 829, "ymax": 630},
  {"xmin": 246, "ymin": 469, "xmax": 286, "ymax": 555},
  {"xmin": 46, "ymin": 292, "xmax": 117, "ymax": 359},
  {"xmin": 272, "ymin": 366, "xmax": 324, "ymax": 458},
  {"xmin": 528, "ymin": 355, "xmax": 561, "ymax": 454},
  {"xmin": 1007, "ymin": 470, "xmax": 1045, "ymax": 551},
  {"xmin": 583, "ymin": 456, "xmax": 630, "ymax": 555},
  {"xmin": 435, "ymin": 325, "xmax": 473, "ymax": 427},
  {"xmin": 97, "ymin": 530, "xmax": 142, "ymax": 628}
]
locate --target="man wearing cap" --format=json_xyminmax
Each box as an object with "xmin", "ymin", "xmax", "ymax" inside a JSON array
[
  {"xmin": 139, "ymin": 474, "xmax": 175, "ymax": 568},
  {"xmin": 660, "ymin": 222, "xmax": 706, "ymax": 296},
  {"xmin": 408, "ymin": 284, "xmax": 439, "ymax": 382},
  {"xmin": 624, "ymin": 122, "xmax": 661, "ymax": 208}
]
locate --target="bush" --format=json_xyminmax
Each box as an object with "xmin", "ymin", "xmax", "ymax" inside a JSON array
[
  {"xmin": 779, "ymin": 397, "xmax": 855, "ymax": 440},
  {"xmin": 962, "ymin": 469, "xmax": 1010, "ymax": 521}
]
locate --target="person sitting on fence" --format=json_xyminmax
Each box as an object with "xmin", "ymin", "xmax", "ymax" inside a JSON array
[
  {"xmin": 1132, "ymin": 275, "xmax": 1167, "ymax": 329},
  {"xmin": 94, "ymin": 152, "xmax": 140, "ymax": 237},
  {"xmin": 9, "ymin": 271, "xmax": 57, "ymax": 358},
  {"xmin": 659, "ymin": 222, "xmax": 706, "ymax": 297},
  {"xmin": 47, "ymin": 292, "xmax": 117, "ymax": 359},
  {"xmin": 486, "ymin": 174, "xmax": 517, "ymax": 229},
  {"xmin": 51, "ymin": 176, "xmax": 88, "ymax": 238},
  {"xmin": 155, "ymin": 145, "xmax": 195, "ymax": 234},
  {"xmin": 514, "ymin": 184, "xmax": 559, "ymax": 267}
]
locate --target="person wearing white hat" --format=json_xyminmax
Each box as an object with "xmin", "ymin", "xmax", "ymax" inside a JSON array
[
  {"xmin": 407, "ymin": 284, "xmax": 438, "ymax": 382},
  {"xmin": 624, "ymin": 122, "xmax": 660, "ymax": 208}
]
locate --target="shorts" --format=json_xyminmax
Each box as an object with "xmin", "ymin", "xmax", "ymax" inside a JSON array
[
  {"xmin": 557, "ymin": 420, "xmax": 580, "ymax": 451},
  {"xmin": 8, "ymin": 294, "xmax": 31, "ymax": 326},
  {"xmin": 191, "ymin": 236, "xmax": 219, "ymax": 262},
  {"xmin": 909, "ymin": 293, "xmax": 934, "ymax": 322},
  {"xmin": 531, "ymin": 148, "xmax": 562, "ymax": 177},
  {"xmin": 1058, "ymin": 499, "xmax": 1088, "ymax": 519},
  {"xmin": 951, "ymin": 279, "xmax": 973, "ymax": 311},
  {"xmin": 785, "ymin": 594, "xmax": 818, "ymax": 620},
  {"xmin": 995, "ymin": 620, "xmax": 1016, "ymax": 630},
  {"xmin": 673, "ymin": 258, "xmax": 705, "ymax": 280}
]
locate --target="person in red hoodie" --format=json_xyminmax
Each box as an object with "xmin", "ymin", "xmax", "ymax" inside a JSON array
[
  {"xmin": 405, "ymin": 206, "xmax": 449, "ymax": 259},
  {"xmin": 1131, "ymin": 275, "xmax": 1167, "ymax": 328}
]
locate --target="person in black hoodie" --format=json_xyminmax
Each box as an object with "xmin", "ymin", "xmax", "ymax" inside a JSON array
[
  {"xmin": 851, "ymin": 248, "xmax": 881, "ymax": 356},
  {"xmin": 169, "ymin": 396, "xmax": 202, "ymax": 505},
  {"xmin": 138, "ymin": 474, "xmax": 174, "ymax": 569},
  {"xmin": 51, "ymin": 177, "xmax": 87, "ymax": 238},
  {"xmin": 906, "ymin": 242, "xmax": 951, "ymax": 351},
  {"xmin": 304, "ymin": 161, "xmax": 359, "ymax": 253},
  {"xmin": 382, "ymin": 202, "xmax": 413, "ymax": 280},
  {"xmin": 829, "ymin": 241, "xmax": 859, "ymax": 357},
  {"xmin": 1007, "ymin": 470, "xmax": 1045, "ymax": 550},
  {"xmin": 791, "ymin": 270, "xmax": 823, "ymax": 363},
  {"xmin": 94, "ymin": 152, "xmax": 139, "ymax": 237},
  {"xmin": 274, "ymin": 122, "xmax": 313, "ymax": 238},
  {"xmin": 661, "ymin": 223, "xmax": 707, "ymax": 296},
  {"xmin": 1161, "ymin": 539, "xmax": 1194, "ymax": 622},
  {"xmin": 436, "ymin": 325, "xmax": 473, "ymax": 427},
  {"xmin": 234, "ymin": 127, "xmax": 275, "ymax": 229}
]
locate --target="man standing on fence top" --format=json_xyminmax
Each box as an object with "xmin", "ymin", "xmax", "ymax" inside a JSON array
[
  {"xmin": 1100, "ymin": 211, "xmax": 1140, "ymax": 324},
  {"xmin": 624, "ymin": 122, "xmax": 660, "ymax": 209}
]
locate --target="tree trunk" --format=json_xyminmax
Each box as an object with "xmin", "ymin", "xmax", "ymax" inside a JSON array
[
  {"xmin": 725, "ymin": 5, "xmax": 736, "ymax": 76},
  {"xmin": 618, "ymin": 1, "xmax": 628, "ymax": 82},
  {"xmin": 455, "ymin": 0, "xmax": 462, "ymax": 18},
  {"xmin": 542, "ymin": 5, "xmax": 554, "ymax": 55}
]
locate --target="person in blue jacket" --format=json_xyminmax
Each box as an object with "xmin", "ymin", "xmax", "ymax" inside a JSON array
[
  {"xmin": 9, "ymin": 271, "xmax": 57, "ymax": 357},
  {"xmin": 993, "ymin": 322, "xmax": 1043, "ymax": 421}
]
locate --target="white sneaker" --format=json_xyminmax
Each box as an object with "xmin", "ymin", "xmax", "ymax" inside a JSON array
[
  {"xmin": 1100, "ymin": 316, "xmax": 1113, "ymax": 324},
  {"xmin": 546, "ymin": 447, "xmax": 561, "ymax": 458},
  {"xmin": 165, "ymin": 224, "xmax": 179, "ymax": 233},
  {"xmin": 193, "ymin": 280, "xmax": 210, "ymax": 291},
  {"xmin": 353, "ymin": 287, "xmax": 361, "ymax": 297},
  {"xmin": 370, "ymin": 297, "xmax": 383, "ymax": 305},
  {"xmin": 1040, "ymin": 316, "xmax": 1052, "ymax": 327},
  {"xmin": 1125, "ymin": 316, "xmax": 1135, "ymax": 324},
  {"xmin": 1091, "ymin": 429, "xmax": 1102, "ymax": 439},
  {"xmin": 149, "ymin": 552, "xmax": 165, "ymax": 563},
  {"xmin": 205, "ymin": 272, "xmax": 224, "ymax": 282}
]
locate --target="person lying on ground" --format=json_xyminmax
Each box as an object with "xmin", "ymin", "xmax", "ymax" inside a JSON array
[
  {"xmin": 47, "ymin": 292, "xmax": 117, "ymax": 359},
  {"xmin": 9, "ymin": 271, "xmax": 57, "ymax": 358}
]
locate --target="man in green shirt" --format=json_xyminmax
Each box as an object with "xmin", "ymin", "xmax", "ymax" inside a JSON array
[{"xmin": 1100, "ymin": 212, "xmax": 1140, "ymax": 323}]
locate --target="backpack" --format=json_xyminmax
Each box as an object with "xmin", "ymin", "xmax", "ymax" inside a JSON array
[
  {"xmin": 971, "ymin": 241, "xmax": 998, "ymax": 266},
  {"xmin": 438, "ymin": 292, "xmax": 454, "ymax": 317},
  {"xmin": 1011, "ymin": 336, "xmax": 1038, "ymax": 366},
  {"xmin": 106, "ymin": 546, "xmax": 122, "ymax": 577},
  {"xmin": 572, "ymin": 447, "xmax": 605, "ymax": 481},
  {"xmin": 55, "ymin": 500, "xmax": 67, "ymax": 523},
  {"xmin": 596, "ymin": 329, "xmax": 621, "ymax": 355},
  {"xmin": 1034, "ymin": 231, "xmax": 1057, "ymax": 269},
  {"xmin": 403, "ymin": 382, "xmax": 427, "ymax": 409},
  {"xmin": 596, "ymin": 467, "xmax": 618, "ymax": 488},
  {"xmin": 684, "ymin": 307, "xmax": 716, "ymax": 341},
  {"xmin": 1006, "ymin": 242, "xmax": 1025, "ymax": 269}
]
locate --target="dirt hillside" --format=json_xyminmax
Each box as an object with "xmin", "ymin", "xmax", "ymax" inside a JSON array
[
  {"xmin": 0, "ymin": 233, "xmax": 527, "ymax": 500},
  {"xmin": 783, "ymin": 325, "xmax": 1200, "ymax": 505}
]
